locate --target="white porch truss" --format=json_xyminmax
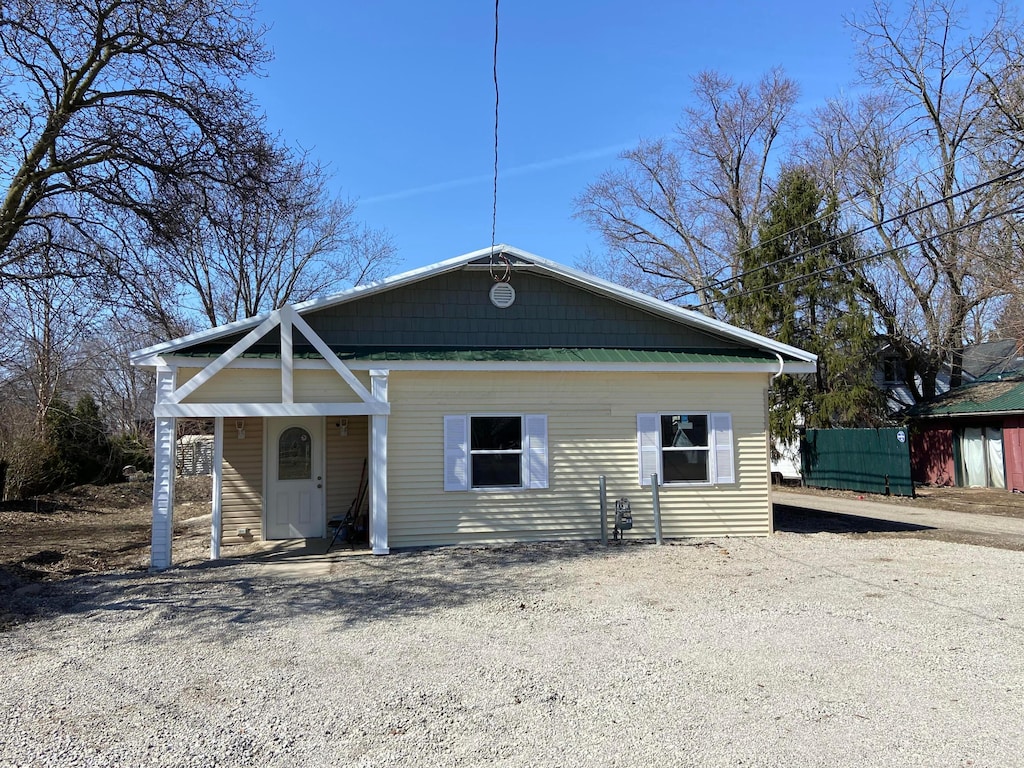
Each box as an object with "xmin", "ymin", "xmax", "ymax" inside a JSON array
[{"xmin": 149, "ymin": 304, "xmax": 391, "ymax": 569}]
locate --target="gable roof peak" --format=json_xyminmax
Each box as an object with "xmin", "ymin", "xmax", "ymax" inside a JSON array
[{"xmin": 130, "ymin": 244, "xmax": 817, "ymax": 366}]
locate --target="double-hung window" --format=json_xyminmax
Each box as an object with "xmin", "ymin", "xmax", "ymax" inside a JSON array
[
  {"xmin": 637, "ymin": 412, "xmax": 735, "ymax": 486},
  {"xmin": 660, "ymin": 414, "xmax": 711, "ymax": 482},
  {"xmin": 444, "ymin": 414, "xmax": 548, "ymax": 491},
  {"xmin": 470, "ymin": 416, "xmax": 523, "ymax": 487}
]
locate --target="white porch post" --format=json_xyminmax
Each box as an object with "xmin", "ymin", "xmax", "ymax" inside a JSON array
[
  {"xmin": 211, "ymin": 417, "xmax": 224, "ymax": 559},
  {"xmin": 151, "ymin": 366, "xmax": 177, "ymax": 570},
  {"xmin": 370, "ymin": 369, "xmax": 389, "ymax": 555}
]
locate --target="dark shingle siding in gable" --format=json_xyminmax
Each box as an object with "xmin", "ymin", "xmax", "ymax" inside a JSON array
[
  {"xmin": 183, "ymin": 267, "xmax": 748, "ymax": 355},
  {"xmin": 300, "ymin": 270, "xmax": 742, "ymax": 350}
]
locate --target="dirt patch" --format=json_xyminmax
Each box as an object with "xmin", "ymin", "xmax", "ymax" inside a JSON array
[
  {"xmin": 5, "ymin": 478, "xmax": 1022, "ymax": 585},
  {"xmin": 0, "ymin": 476, "xmax": 214, "ymax": 584},
  {"xmin": 780, "ymin": 482, "xmax": 1024, "ymax": 519}
]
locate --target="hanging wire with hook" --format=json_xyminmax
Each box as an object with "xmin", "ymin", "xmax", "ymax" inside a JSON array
[{"xmin": 487, "ymin": 0, "xmax": 511, "ymax": 283}]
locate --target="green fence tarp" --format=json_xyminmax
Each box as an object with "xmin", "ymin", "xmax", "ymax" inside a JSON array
[{"xmin": 800, "ymin": 428, "xmax": 915, "ymax": 497}]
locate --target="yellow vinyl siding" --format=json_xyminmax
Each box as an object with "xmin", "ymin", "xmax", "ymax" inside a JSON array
[
  {"xmin": 294, "ymin": 370, "xmax": 368, "ymax": 403},
  {"xmin": 385, "ymin": 370, "xmax": 771, "ymax": 548},
  {"xmin": 220, "ymin": 417, "xmax": 264, "ymax": 545},
  {"xmin": 178, "ymin": 366, "xmax": 370, "ymax": 404},
  {"xmin": 180, "ymin": 368, "xmax": 281, "ymax": 403},
  {"xmin": 325, "ymin": 415, "xmax": 369, "ymax": 521}
]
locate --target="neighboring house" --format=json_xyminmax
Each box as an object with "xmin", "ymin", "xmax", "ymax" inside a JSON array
[
  {"xmin": 905, "ymin": 344, "xmax": 1024, "ymax": 490},
  {"xmin": 875, "ymin": 339, "xmax": 1022, "ymax": 414},
  {"xmin": 874, "ymin": 342, "xmax": 951, "ymax": 413},
  {"xmin": 130, "ymin": 246, "xmax": 817, "ymax": 569}
]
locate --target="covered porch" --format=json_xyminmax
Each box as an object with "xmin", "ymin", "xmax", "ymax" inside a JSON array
[{"xmin": 140, "ymin": 305, "xmax": 391, "ymax": 569}]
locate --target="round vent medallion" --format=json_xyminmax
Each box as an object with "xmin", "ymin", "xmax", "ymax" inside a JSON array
[{"xmin": 489, "ymin": 281, "xmax": 516, "ymax": 308}]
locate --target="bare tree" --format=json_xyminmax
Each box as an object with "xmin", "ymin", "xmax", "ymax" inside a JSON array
[
  {"xmin": 79, "ymin": 313, "xmax": 158, "ymax": 439},
  {"xmin": 809, "ymin": 0, "xmax": 1024, "ymax": 401},
  {"xmin": 0, "ymin": 0, "xmax": 270, "ymax": 283},
  {"xmin": 978, "ymin": 12, "xmax": 1024, "ymax": 157},
  {"xmin": 977, "ymin": 12, "xmax": 1024, "ymax": 342},
  {"xmin": 139, "ymin": 146, "xmax": 397, "ymax": 327},
  {"xmin": 0, "ymin": 227, "xmax": 106, "ymax": 433},
  {"xmin": 575, "ymin": 68, "xmax": 799, "ymax": 315}
]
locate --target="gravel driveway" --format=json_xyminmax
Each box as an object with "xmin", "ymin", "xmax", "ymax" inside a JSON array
[{"xmin": 2, "ymin": 532, "xmax": 1022, "ymax": 767}]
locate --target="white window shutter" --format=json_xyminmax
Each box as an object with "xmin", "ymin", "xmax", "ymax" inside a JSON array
[
  {"xmin": 444, "ymin": 415, "xmax": 469, "ymax": 491},
  {"xmin": 522, "ymin": 414, "xmax": 548, "ymax": 489},
  {"xmin": 637, "ymin": 413, "xmax": 660, "ymax": 486},
  {"xmin": 711, "ymin": 412, "xmax": 735, "ymax": 484}
]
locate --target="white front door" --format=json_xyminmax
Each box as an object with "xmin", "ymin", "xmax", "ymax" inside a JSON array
[{"xmin": 265, "ymin": 417, "xmax": 325, "ymax": 539}]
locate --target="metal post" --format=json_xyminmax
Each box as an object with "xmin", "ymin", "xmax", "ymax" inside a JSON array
[
  {"xmin": 599, "ymin": 475, "xmax": 608, "ymax": 546},
  {"xmin": 651, "ymin": 473, "xmax": 663, "ymax": 545}
]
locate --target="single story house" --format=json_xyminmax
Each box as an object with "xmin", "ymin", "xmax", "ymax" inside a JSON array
[
  {"xmin": 130, "ymin": 246, "xmax": 817, "ymax": 569},
  {"xmin": 907, "ymin": 369, "xmax": 1024, "ymax": 491}
]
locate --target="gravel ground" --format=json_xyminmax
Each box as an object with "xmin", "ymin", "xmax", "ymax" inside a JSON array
[{"xmin": 2, "ymin": 533, "xmax": 1022, "ymax": 767}]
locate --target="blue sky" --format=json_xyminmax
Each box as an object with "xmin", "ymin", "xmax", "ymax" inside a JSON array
[{"xmin": 249, "ymin": 0, "xmax": 874, "ymax": 274}]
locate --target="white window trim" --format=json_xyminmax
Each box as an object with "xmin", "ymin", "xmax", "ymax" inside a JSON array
[
  {"xmin": 638, "ymin": 411, "xmax": 734, "ymax": 487},
  {"xmin": 445, "ymin": 413, "xmax": 549, "ymax": 492}
]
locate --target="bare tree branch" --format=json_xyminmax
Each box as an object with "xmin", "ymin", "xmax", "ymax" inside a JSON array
[
  {"xmin": 139, "ymin": 146, "xmax": 398, "ymax": 326},
  {"xmin": 809, "ymin": 0, "xmax": 1023, "ymax": 399},
  {"xmin": 575, "ymin": 69, "xmax": 799, "ymax": 316},
  {"xmin": 0, "ymin": 0, "xmax": 271, "ymax": 283}
]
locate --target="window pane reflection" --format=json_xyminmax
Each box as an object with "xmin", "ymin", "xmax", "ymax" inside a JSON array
[{"xmin": 278, "ymin": 427, "xmax": 311, "ymax": 480}]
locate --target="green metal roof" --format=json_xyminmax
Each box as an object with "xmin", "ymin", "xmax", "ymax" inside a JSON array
[
  {"xmin": 174, "ymin": 347, "xmax": 782, "ymax": 365},
  {"xmin": 348, "ymin": 348, "xmax": 778, "ymax": 364},
  {"xmin": 906, "ymin": 374, "xmax": 1024, "ymax": 417}
]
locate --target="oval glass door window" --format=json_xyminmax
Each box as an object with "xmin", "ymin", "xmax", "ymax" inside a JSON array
[{"xmin": 278, "ymin": 427, "xmax": 312, "ymax": 480}]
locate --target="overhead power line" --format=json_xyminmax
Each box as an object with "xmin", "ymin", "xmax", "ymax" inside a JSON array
[
  {"xmin": 713, "ymin": 135, "xmax": 1023, "ymax": 285},
  {"xmin": 695, "ymin": 200, "xmax": 1024, "ymax": 309},
  {"xmin": 674, "ymin": 164, "xmax": 1024, "ymax": 304},
  {"xmin": 490, "ymin": 0, "xmax": 499, "ymax": 255}
]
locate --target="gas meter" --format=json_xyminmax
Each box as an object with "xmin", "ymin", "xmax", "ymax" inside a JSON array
[{"xmin": 614, "ymin": 497, "xmax": 633, "ymax": 540}]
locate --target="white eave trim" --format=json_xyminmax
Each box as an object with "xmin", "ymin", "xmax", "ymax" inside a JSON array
[
  {"xmin": 129, "ymin": 244, "xmax": 818, "ymax": 366},
  {"xmin": 151, "ymin": 354, "xmax": 816, "ymax": 375}
]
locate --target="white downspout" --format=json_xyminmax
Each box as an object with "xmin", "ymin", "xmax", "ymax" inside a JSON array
[{"xmin": 772, "ymin": 352, "xmax": 785, "ymax": 382}]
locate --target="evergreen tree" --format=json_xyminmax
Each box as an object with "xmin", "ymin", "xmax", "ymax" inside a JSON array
[
  {"xmin": 727, "ymin": 168, "xmax": 884, "ymax": 446},
  {"xmin": 45, "ymin": 394, "xmax": 113, "ymax": 486}
]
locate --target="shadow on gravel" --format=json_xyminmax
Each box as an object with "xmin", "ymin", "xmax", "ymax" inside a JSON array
[
  {"xmin": 5, "ymin": 540, "xmax": 687, "ymax": 638},
  {"xmin": 774, "ymin": 504, "xmax": 935, "ymax": 534}
]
